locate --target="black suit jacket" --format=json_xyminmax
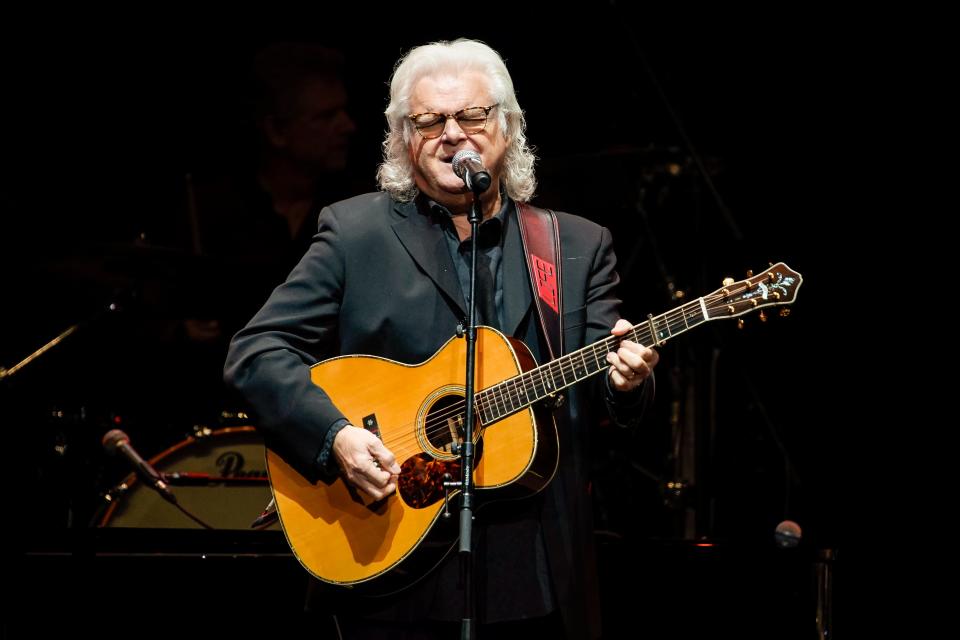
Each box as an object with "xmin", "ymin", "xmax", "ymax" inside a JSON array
[{"xmin": 224, "ymin": 192, "xmax": 651, "ymax": 638}]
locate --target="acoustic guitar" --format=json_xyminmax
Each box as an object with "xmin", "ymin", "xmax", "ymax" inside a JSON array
[{"xmin": 266, "ymin": 262, "xmax": 802, "ymax": 593}]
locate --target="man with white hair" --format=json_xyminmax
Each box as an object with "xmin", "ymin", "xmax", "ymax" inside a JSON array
[{"xmin": 226, "ymin": 38, "xmax": 658, "ymax": 639}]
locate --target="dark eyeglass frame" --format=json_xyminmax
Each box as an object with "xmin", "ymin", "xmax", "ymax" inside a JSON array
[{"xmin": 407, "ymin": 104, "xmax": 498, "ymax": 139}]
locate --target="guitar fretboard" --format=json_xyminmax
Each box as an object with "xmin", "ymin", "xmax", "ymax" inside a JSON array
[{"xmin": 475, "ymin": 298, "xmax": 708, "ymax": 425}]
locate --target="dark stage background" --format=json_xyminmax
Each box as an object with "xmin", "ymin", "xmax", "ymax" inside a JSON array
[{"xmin": 3, "ymin": 9, "xmax": 853, "ymax": 638}]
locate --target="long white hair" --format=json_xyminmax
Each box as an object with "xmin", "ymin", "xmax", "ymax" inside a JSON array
[{"xmin": 377, "ymin": 39, "xmax": 537, "ymax": 202}]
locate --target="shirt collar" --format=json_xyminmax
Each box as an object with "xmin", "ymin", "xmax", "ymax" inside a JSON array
[{"xmin": 422, "ymin": 191, "xmax": 511, "ymax": 248}]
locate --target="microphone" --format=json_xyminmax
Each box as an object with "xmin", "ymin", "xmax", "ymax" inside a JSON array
[
  {"xmin": 102, "ymin": 429, "xmax": 177, "ymax": 504},
  {"xmin": 452, "ymin": 149, "xmax": 492, "ymax": 193},
  {"xmin": 774, "ymin": 519, "xmax": 802, "ymax": 548}
]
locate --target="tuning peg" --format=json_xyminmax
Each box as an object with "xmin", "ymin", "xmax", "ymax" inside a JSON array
[
  {"xmin": 721, "ymin": 277, "xmax": 736, "ymax": 297},
  {"xmin": 746, "ymin": 269, "xmax": 754, "ymax": 278},
  {"xmin": 737, "ymin": 318, "xmax": 745, "ymax": 330},
  {"xmin": 779, "ymin": 308, "xmax": 791, "ymax": 318},
  {"xmin": 758, "ymin": 310, "xmax": 767, "ymax": 322}
]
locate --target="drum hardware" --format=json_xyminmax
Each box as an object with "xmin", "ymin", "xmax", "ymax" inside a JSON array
[
  {"xmin": 0, "ymin": 300, "xmax": 122, "ymax": 382},
  {"xmin": 250, "ymin": 497, "xmax": 279, "ymax": 529},
  {"xmin": 102, "ymin": 428, "xmax": 214, "ymax": 529},
  {"xmin": 163, "ymin": 471, "xmax": 269, "ymax": 485},
  {"xmin": 98, "ymin": 426, "xmax": 276, "ymax": 530},
  {"xmin": 0, "ymin": 245, "xmax": 173, "ymax": 381},
  {"xmin": 0, "ymin": 325, "xmax": 78, "ymax": 381},
  {"xmin": 218, "ymin": 410, "xmax": 250, "ymax": 425}
]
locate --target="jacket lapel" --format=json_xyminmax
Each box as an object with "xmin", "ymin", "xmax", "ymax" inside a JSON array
[
  {"xmin": 390, "ymin": 198, "xmax": 532, "ymax": 334},
  {"xmin": 391, "ymin": 199, "xmax": 467, "ymax": 318}
]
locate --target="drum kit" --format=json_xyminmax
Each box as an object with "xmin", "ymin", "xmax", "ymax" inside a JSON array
[{"xmin": 4, "ymin": 237, "xmax": 278, "ymax": 532}]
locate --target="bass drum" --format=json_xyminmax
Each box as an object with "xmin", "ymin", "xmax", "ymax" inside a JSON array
[{"xmin": 99, "ymin": 426, "xmax": 277, "ymax": 530}]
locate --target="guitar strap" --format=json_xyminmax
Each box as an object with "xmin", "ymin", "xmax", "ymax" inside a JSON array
[{"xmin": 516, "ymin": 202, "xmax": 563, "ymax": 360}]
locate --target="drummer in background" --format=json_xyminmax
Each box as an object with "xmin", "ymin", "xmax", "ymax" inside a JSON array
[{"xmin": 164, "ymin": 42, "xmax": 360, "ymax": 421}]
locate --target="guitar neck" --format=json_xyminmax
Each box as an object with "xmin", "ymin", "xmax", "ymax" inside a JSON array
[
  {"xmin": 476, "ymin": 298, "xmax": 707, "ymax": 425},
  {"xmin": 475, "ymin": 261, "xmax": 802, "ymax": 426}
]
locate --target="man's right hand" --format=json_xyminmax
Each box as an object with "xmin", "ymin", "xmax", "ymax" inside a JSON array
[{"xmin": 332, "ymin": 424, "xmax": 401, "ymax": 500}]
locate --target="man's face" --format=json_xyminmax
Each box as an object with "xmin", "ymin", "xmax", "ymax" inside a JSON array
[
  {"xmin": 270, "ymin": 78, "xmax": 356, "ymax": 172},
  {"xmin": 406, "ymin": 72, "xmax": 507, "ymax": 210}
]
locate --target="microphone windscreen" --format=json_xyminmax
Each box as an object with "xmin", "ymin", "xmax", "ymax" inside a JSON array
[
  {"xmin": 452, "ymin": 149, "xmax": 482, "ymax": 180},
  {"xmin": 102, "ymin": 428, "xmax": 129, "ymax": 453}
]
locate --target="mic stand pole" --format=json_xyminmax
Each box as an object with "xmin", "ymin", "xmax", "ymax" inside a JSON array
[
  {"xmin": 0, "ymin": 324, "xmax": 79, "ymax": 381},
  {"xmin": 1, "ymin": 301, "xmax": 121, "ymax": 382},
  {"xmin": 455, "ymin": 189, "xmax": 485, "ymax": 640}
]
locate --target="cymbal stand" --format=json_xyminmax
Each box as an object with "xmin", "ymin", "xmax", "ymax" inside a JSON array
[
  {"xmin": 1, "ymin": 324, "xmax": 79, "ymax": 381},
  {"xmin": 1, "ymin": 302, "xmax": 120, "ymax": 382}
]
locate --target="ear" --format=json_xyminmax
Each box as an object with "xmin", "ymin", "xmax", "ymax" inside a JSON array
[{"xmin": 262, "ymin": 116, "xmax": 288, "ymax": 149}]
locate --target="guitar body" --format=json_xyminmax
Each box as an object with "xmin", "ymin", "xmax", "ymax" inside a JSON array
[{"xmin": 266, "ymin": 327, "xmax": 558, "ymax": 592}]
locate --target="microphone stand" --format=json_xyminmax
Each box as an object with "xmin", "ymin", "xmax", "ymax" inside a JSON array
[
  {"xmin": 0, "ymin": 282, "xmax": 144, "ymax": 384},
  {"xmin": 0, "ymin": 297, "xmax": 122, "ymax": 382},
  {"xmin": 0, "ymin": 324, "xmax": 79, "ymax": 381},
  {"xmin": 453, "ymin": 182, "xmax": 489, "ymax": 640}
]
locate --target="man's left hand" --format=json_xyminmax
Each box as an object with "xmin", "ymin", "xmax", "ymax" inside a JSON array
[{"xmin": 606, "ymin": 318, "xmax": 659, "ymax": 392}]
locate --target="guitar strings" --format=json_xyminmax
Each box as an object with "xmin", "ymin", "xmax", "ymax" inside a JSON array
[
  {"xmin": 374, "ymin": 289, "xmax": 764, "ymax": 460},
  {"xmin": 379, "ymin": 323, "xmax": 635, "ymax": 453},
  {"xmin": 379, "ymin": 290, "xmax": 747, "ymax": 458},
  {"xmin": 380, "ymin": 289, "xmax": 757, "ymax": 456}
]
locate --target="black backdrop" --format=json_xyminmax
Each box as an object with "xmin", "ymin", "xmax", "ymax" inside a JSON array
[{"xmin": 3, "ymin": 8, "xmax": 855, "ymax": 636}]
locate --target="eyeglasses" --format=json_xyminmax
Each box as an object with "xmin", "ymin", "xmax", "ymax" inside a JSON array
[{"xmin": 408, "ymin": 105, "xmax": 498, "ymax": 139}]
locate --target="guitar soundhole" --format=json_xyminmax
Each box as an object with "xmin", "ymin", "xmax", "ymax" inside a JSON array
[
  {"xmin": 421, "ymin": 393, "xmax": 465, "ymax": 455},
  {"xmin": 397, "ymin": 393, "xmax": 483, "ymax": 509},
  {"xmin": 398, "ymin": 455, "xmax": 462, "ymax": 508}
]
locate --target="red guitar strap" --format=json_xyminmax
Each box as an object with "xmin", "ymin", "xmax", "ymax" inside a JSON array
[{"xmin": 516, "ymin": 202, "xmax": 563, "ymax": 359}]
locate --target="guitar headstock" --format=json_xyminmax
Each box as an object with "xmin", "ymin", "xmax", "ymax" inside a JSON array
[{"xmin": 703, "ymin": 262, "xmax": 802, "ymax": 321}]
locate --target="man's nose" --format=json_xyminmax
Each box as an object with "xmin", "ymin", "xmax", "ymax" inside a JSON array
[{"xmin": 440, "ymin": 115, "xmax": 468, "ymax": 142}]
